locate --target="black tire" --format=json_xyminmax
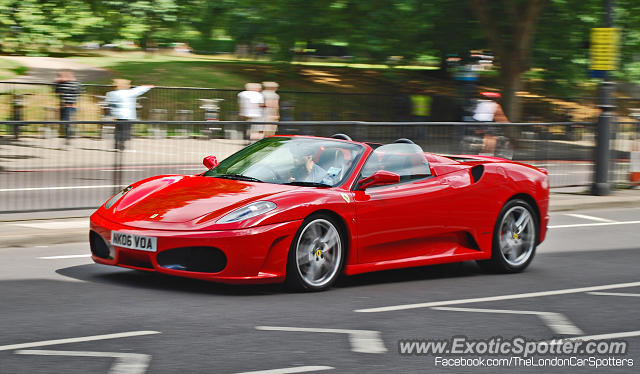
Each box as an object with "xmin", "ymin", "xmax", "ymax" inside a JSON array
[
  {"xmin": 477, "ymin": 199, "xmax": 538, "ymax": 273},
  {"xmin": 285, "ymin": 213, "xmax": 346, "ymax": 292}
]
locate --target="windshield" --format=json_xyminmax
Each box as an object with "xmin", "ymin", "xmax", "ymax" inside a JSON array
[{"xmin": 205, "ymin": 137, "xmax": 365, "ymax": 187}]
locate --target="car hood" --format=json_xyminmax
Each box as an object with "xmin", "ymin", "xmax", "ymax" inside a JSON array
[{"xmin": 105, "ymin": 175, "xmax": 298, "ymax": 227}]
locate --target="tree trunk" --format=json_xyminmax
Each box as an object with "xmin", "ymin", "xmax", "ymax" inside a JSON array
[
  {"xmin": 501, "ymin": 66, "xmax": 522, "ymax": 122},
  {"xmin": 468, "ymin": 0, "xmax": 545, "ymax": 122},
  {"xmin": 275, "ymin": 36, "xmax": 295, "ymax": 62}
]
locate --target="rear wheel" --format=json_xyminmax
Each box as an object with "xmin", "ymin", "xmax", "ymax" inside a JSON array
[
  {"xmin": 477, "ymin": 199, "xmax": 537, "ymax": 273},
  {"xmin": 286, "ymin": 214, "xmax": 345, "ymax": 291}
]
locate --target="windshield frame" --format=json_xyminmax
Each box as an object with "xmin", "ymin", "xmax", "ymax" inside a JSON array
[{"xmin": 204, "ymin": 136, "xmax": 367, "ymax": 188}]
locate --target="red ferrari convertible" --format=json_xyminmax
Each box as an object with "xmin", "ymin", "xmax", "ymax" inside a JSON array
[{"xmin": 90, "ymin": 134, "xmax": 549, "ymax": 291}]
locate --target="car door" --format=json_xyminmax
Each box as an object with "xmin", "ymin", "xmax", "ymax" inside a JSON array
[{"xmin": 353, "ymin": 143, "xmax": 456, "ymax": 264}]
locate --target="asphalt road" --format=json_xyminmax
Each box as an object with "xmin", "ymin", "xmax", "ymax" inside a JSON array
[
  {"xmin": 0, "ymin": 162, "xmax": 603, "ymax": 212},
  {"xmin": 1, "ymin": 207, "xmax": 639, "ymax": 373}
]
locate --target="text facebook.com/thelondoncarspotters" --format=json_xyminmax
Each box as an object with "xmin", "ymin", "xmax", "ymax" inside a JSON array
[{"xmin": 398, "ymin": 336, "xmax": 634, "ymax": 368}]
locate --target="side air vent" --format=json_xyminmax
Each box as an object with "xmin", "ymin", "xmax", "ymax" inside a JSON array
[
  {"xmin": 470, "ymin": 165, "xmax": 484, "ymax": 183},
  {"xmin": 157, "ymin": 247, "xmax": 227, "ymax": 273}
]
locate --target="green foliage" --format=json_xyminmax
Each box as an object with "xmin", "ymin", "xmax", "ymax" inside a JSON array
[
  {"xmin": 0, "ymin": 57, "xmax": 25, "ymax": 80},
  {"xmin": 1, "ymin": 0, "xmax": 639, "ymax": 99}
]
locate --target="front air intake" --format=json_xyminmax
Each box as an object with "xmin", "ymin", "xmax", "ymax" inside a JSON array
[
  {"xmin": 90, "ymin": 231, "xmax": 113, "ymax": 259},
  {"xmin": 156, "ymin": 247, "xmax": 227, "ymax": 273}
]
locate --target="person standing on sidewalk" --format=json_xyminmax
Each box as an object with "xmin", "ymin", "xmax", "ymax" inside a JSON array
[
  {"xmin": 261, "ymin": 81, "xmax": 280, "ymax": 136},
  {"xmin": 238, "ymin": 83, "xmax": 265, "ymax": 140},
  {"xmin": 106, "ymin": 79, "xmax": 153, "ymax": 150},
  {"xmin": 54, "ymin": 70, "xmax": 81, "ymax": 140}
]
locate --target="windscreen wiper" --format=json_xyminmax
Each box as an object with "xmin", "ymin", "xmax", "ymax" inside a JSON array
[
  {"xmin": 284, "ymin": 181, "xmax": 330, "ymax": 187},
  {"xmin": 215, "ymin": 174, "xmax": 263, "ymax": 183}
]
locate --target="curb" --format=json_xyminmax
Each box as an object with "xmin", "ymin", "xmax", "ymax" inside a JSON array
[
  {"xmin": 0, "ymin": 229, "xmax": 87, "ymax": 248},
  {"xmin": 549, "ymin": 192, "xmax": 640, "ymax": 212}
]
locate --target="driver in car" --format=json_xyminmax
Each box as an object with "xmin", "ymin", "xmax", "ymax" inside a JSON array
[{"xmin": 290, "ymin": 145, "xmax": 327, "ymax": 183}]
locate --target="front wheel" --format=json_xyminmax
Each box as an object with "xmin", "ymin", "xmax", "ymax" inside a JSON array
[
  {"xmin": 477, "ymin": 199, "xmax": 537, "ymax": 273},
  {"xmin": 286, "ymin": 214, "xmax": 345, "ymax": 291}
]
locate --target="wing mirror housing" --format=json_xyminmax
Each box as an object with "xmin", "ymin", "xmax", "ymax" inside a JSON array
[
  {"xmin": 359, "ymin": 170, "xmax": 400, "ymax": 190},
  {"xmin": 203, "ymin": 156, "xmax": 218, "ymax": 169}
]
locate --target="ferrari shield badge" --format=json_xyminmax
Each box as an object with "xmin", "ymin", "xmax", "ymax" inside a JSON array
[{"xmin": 340, "ymin": 193, "xmax": 350, "ymax": 203}]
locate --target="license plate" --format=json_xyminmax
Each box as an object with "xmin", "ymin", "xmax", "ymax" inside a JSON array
[{"xmin": 110, "ymin": 231, "xmax": 157, "ymax": 252}]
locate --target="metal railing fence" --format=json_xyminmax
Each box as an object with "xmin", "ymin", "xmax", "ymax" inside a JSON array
[
  {"xmin": 1, "ymin": 120, "xmax": 637, "ymax": 213},
  {"xmin": 3, "ymin": 81, "xmax": 634, "ymax": 123}
]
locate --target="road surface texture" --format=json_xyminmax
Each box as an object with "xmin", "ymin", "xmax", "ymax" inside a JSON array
[{"xmin": 0, "ymin": 207, "xmax": 638, "ymax": 373}]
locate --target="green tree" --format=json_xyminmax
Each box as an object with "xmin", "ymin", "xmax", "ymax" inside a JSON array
[
  {"xmin": 469, "ymin": 0, "xmax": 546, "ymax": 121},
  {"xmin": 0, "ymin": 0, "xmax": 101, "ymax": 53}
]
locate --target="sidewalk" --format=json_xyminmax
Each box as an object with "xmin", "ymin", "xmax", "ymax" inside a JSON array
[{"xmin": 1, "ymin": 189, "xmax": 638, "ymax": 248}]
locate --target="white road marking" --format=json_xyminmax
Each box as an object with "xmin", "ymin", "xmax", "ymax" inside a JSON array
[
  {"xmin": 354, "ymin": 281, "xmax": 640, "ymax": 313},
  {"xmin": 12, "ymin": 220, "xmax": 87, "ymax": 230},
  {"xmin": 15, "ymin": 350, "xmax": 151, "ymax": 374},
  {"xmin": 547, "ymin": 171, "xmax": 591, "ymax": 176},
  {"xmin": 233, "ymin": 366, "xmax": 334, "ymax": 374},
  {"xmin": 587, "ymin": 292, "xmax": 640, "ymax": 298},
  {"xmin": 549, "ymin": 220, "xmax": 640, "ymax": 229},
  {"xmin": 255, "ymin": 326, "xmax": 387, "ymax": 354},
  {"xmin": 0, "ymin": 331, "xmax": 160, "ymax": 351},
  {"xmin": 179, "ymin": 168, "xmax": 206, "ymax": 171},
  {"xmin": 38, "ymin": 254, "xmax": 92, "ymax": 260},
  {"xmin": 0, "ymin": 185, "xmax": 122, "ymax": 192},
  {"xmin": 432, "ymin": 307, "xmax": 583, "ymax": 335},
  {"xmin": 101, "ymin": 169, "xmax": 143, "ymax": 172},
  {"xmin": 533, "ymin": 163, "xmax": 593, "ymax": 167},
  {"xmin": 564, "ymin": 213, "xmax": 616, "ymax": 223},
  {"xmin": 539, "ymin": 330, "xmax": 640, "ymax": 346}
]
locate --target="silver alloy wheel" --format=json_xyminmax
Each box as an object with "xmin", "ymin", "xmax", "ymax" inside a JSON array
[
  {"xmin": 499, "ymin": 205, "xmax": 536, "ymax": 267},
  {"xmin": 295, "ymin": 218, "xmax": 342, "ymax": 288}
]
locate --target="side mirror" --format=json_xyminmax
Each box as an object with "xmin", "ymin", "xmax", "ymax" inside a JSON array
[
  {"xmin": 359, "ymin": 170, "xmax": 400, "ymax": 190},
  {"xmin": 203, "ymin": 156, "xmax": 218, "ymax": 169}
]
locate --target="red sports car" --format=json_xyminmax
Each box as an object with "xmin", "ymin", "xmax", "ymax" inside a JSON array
[{"xmin": 89, "ymin": 134, "xmax": 549, "ymax": 291}]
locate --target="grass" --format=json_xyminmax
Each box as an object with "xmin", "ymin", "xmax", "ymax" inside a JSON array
[
  {"xmin": 0, "ymin": 57, "xmax": 27, "ymax": 80},
  {"xmin": 70, "ymin": 52, "xmax": 443, "ymax": 93}
]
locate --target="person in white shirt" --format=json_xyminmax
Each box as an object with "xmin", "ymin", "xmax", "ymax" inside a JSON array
[
  {"xmin": 238, "ymin": 83, "xmax": 264, "ymax": 121},
  {"xmin": 238, "ymin": 82, "xmax": 265, "ymax": 140},
  {"xmin": 471, "ymin": 91, "xmax": 509, "ymax": 154},
  {"xmin": 472, "ymin": 91, "xmax": 508, "ymax": 122},
  {"xmin": 106, "ymin": 79, "xmax": 153, "ymax": 150}
]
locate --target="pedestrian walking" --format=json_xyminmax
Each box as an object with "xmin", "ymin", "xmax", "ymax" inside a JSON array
[
  {"xmin": 106, "ymin": 79, "xmax": 153, "ymax": 150},
  {"xmin": 54, "ymin": 70, "xmax": 81, "ymax": 139},
  {"xmin": 261, "ymin": 81, "xmax": 280, "ymax": 136},
  {"xmin": 470, "ymin": 91, "xmax": 509, "ymax": 155},
  {"xmin": 237, "ymin": 83, "xmax": 265, "ymax": 140}
]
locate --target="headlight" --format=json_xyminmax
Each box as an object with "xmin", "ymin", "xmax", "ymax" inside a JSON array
[
  {"xmin": 104, "ymin": 185, "xmax": 133, "ymax": 209},
  {"xmin": 217, "ymin": 201, "xmax": 276, "ymax": 223}
]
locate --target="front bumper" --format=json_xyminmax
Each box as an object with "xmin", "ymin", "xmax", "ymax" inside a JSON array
[{"xmin": 90, "ymin": 213, "xmax": 301, "ymax": 284}]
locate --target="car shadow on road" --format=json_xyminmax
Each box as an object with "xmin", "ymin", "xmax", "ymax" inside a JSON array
[
  {"xmin": 335, "ymin": 261, "xmax": 485, "ymax": 288},
  {"xmin": 56, "ymin": 264, "xmax": 285, "ymax": 296},
  {"xmin": 56, "ymin": 261, "xmax": 489, "ymax": 295}
]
